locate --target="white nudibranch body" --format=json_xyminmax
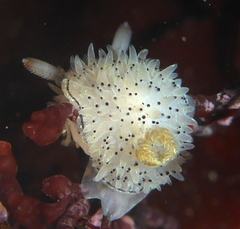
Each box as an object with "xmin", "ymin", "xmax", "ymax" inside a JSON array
[{"xmin": 23, "ymin": 22, "xmax": 197, "ymax": 221}]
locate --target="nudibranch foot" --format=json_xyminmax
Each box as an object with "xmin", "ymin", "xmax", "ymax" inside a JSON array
[{"xmin": 81, "ymin": 160, "xmax": 147, "ymax": 221}]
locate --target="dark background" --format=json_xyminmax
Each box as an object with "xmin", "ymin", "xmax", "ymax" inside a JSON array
[{"xmin": 1, "ymin": 0, "xmax": 240, "ymax": 228}]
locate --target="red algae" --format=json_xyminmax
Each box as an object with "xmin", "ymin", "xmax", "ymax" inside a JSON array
[
  {"xmin": 22, "ymin": 103, "xmax": 73, "ymax": 146},
  {"xmin": 8, "ymin": 193, "xmax": 45, "ymax": 229},
  {"xmin": 42, "ymin": 175, "xmax": 74, "ymax": 200},
  {"xmin": 0, "ymin": 141, "xmax": 90, "ymax": 228},
  {"xmin": 0, "ymin": 142, "xmax": 21, "ymax": 201}
]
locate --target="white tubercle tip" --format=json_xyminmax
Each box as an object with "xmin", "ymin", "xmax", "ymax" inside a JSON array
[{"xmin": 112, "ymin": 22, "xmax": 132, "ymax": 54}]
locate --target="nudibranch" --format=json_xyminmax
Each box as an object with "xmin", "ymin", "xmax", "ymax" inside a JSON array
[{"xmin": 23, "ymin": 22, "xmax": 197, "ymax": 221}]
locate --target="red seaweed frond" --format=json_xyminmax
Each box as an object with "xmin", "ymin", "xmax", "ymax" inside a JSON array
[
  {"xmin": 0, "ymin": 141, "xmax": 94, "ymax": 229},
  {"xmin": 193, "ymin": 88, "xmax": 240, "ymax": 136},
  {"xmin": 22, "ymin": 103, "xmax": 73, "ymax": 146}
]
